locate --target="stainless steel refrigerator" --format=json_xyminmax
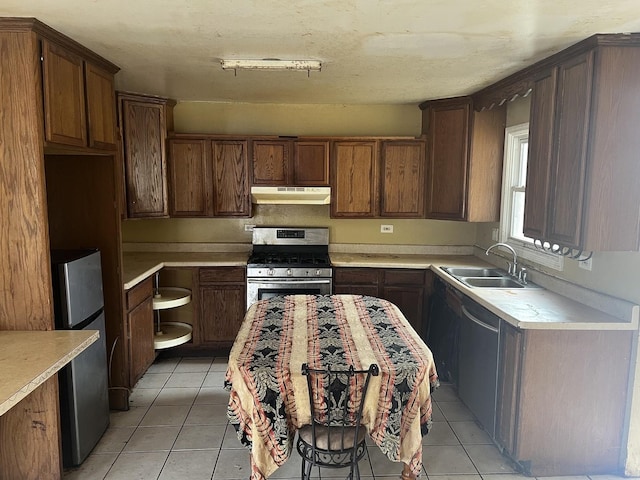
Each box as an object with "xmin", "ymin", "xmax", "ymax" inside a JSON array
[{"xmin": 51, "ymin": 249, "xmax": 110, "ymax": 467}]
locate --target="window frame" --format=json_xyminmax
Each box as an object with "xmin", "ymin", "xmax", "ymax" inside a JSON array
[{"xmin": 499, "ymin": 123, "xmax": 563, "ymax": 271}]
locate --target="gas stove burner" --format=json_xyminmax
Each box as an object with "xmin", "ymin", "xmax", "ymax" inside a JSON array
[{"xmin": 247, "ymin": 252, "xmax": 331, "ymax": 268}]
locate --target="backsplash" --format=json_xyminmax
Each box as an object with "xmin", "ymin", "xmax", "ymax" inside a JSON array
[{"xmin": 121, "ymin": 204, "xmax": 479, "ymax": 246}]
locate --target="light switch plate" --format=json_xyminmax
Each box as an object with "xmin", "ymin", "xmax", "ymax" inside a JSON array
[{"xmin": 381, "ymin": 225, "xmax": 393, "ymax": 233}]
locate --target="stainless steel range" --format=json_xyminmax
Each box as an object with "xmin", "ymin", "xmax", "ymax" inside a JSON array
[{"xmin": 246, "ymin": 227, "xmax": 332, "ymax": 307}]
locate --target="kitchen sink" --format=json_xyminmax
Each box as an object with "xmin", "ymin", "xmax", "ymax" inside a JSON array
[
  {"xmin": 441, "ymin": 266, "xmax": 538, "ymax": 289},
  {"xmin": 442, "ymin": 267, "xmax": 505, "ymax": 278},
  {"xmin": 462, "ymin": 277, "xmax": 526, "ymax": 288}
]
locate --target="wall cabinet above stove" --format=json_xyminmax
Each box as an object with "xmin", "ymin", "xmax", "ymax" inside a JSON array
[{"xmin": 251, "ymin": 139, "xmax": 329, "ymax": 186}]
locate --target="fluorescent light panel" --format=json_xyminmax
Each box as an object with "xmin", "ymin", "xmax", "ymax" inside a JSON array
[{"xmin": 221, "ymin": 59, "xmax": 321, "ymax": 71}]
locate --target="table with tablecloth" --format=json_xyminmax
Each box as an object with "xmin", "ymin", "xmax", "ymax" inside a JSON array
[{"xmin": 225, "ymin": 294, "xmax": 439, "ymax": 479}]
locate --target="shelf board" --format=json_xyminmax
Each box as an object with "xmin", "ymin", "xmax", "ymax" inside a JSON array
[
  {"xmin": 153, "ymin": 287, "xmax": 191, "ymax": 310},
  {"xmin": 154, "ymin": 322, "xmax": 193, "ymax": 350}
]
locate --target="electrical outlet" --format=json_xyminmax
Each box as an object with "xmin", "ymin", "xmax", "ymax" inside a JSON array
[
  {"xmin": 491, "ymin": 228, "xmax": 499, "ymax": 241},
  {"xmin": 244, "ymin": 224, "xmax": 256, "ymax": 232},
  {"xmin": 380, "ymin": 225, "xmax": 393, "ymax": 233},
  {"xmin": 578, "ymin": 256, "xmax": 593, "ymax": 271}
]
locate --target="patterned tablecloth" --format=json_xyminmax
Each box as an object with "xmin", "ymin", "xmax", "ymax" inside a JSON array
[{"xmin": 225, "ymin": 294, "xmax": 439, "ymax": 479}]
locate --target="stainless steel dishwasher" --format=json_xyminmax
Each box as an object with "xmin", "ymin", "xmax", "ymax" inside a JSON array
[{"xmin": 457, "ymin": 296, "xmax": 500, "ymax": 437}]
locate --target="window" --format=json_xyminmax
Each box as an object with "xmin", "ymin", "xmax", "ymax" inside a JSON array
[{"xmin": 500, "ymin": 123, "xmax": 563, "ymax": 270}]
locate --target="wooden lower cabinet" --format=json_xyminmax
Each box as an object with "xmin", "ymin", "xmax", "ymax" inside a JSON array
[
  {"xmin": 198, "ymin": 267, "xmax": 246, "ymax": 348},
  {"xmin": 496, "ymin": 323, "xmax": 633, "ymax": 475},
  {"xmin": 333, "ymin": 267, "xmax": 432, "ymax": 337},
  {"xmin": 126, "ymin": 277, "xmax": 155, "ymax": 387}
]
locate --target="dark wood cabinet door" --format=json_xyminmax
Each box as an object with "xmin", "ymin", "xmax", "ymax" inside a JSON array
[
  {"xmin": 331, "ymin": 141, "xmax": 378, "ymax": 217},
  {"xmin": 523, "ymin": 68, "xmax": 557, "ymax": 240},
  {"xmin": 168, "ymin": 139, "xmax": 210, "ymax": 216},
  {"xmin": 380, "ymin": 141, "xmax": 426, "ymax": 217},
  {"xmin": 495, "ymin": 321, "xmax": 523, "ymax": 456},
  {"xmin": 84, "ymin": 62, "xmax": 117, "ymax": 150},
  {"xmin": 426, "ymin": 101, "xmax": 470, "ymax": 220},
  {"xmin": 546, "ymin": 51, "xmax": 594, "ymax": 248},
  {"xmin": 252, "ymin": 140, "xmax": 290, "ymax": 185},
  {"xmin": 211, "ymin": 140, "xmax": 250, "ymax": 216},
  {"xmin": 381, "ymin": 269, "xmax": 426, "ymax": 335},
  {"xmin": 381, "ymin": 285, "xmax": 425, "ymax": 335},
  {"xmin": 128, "ymin": 295, "xmax": 155, "ymax": 387},
  {"xmin": 199, "ymin": 284, "xmax": 246, "ymax": 345},
  {"xmin": 333, "ymin": 267, "xmax": 381, "ymax": 296},
  {"xmin": 41, "ymin": 39, "xmax": 87, "ymax": 147},
  {"xmin": 293, "ymin": 141, "xmax": 330, "ymax": 185},
  {"xmin": 121, "ymin": 101, "xmax": 168, "ymax": 217}
]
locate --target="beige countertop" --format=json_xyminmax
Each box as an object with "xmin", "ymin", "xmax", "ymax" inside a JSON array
[
  {"xmin": 332, "ymin": 252, "xmax": 638, "ymax": 330},
  {"xmin": 122, "ymin": 251, "xmax": 249, "ymax": 290},
  {"xmin": 122, "ymin": 250, "xmax": 638, "ymax": 331},
  {"xmin": 0, "ymin": 330, "xmax": 99, "ymax": 416}
]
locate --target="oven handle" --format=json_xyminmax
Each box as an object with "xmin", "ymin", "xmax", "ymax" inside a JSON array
[{"xmin": 247, "ymin": 278, "xmax": 332, "ymax": 284}]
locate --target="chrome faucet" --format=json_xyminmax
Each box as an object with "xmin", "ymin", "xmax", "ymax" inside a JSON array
[{"xmin": 485, "ymin": 242, "xmax": 518, "ymax": 277}]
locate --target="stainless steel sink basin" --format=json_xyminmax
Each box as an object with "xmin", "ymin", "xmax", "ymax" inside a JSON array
[
  {"xmin": 461, "ymin": 277, "xmax": 526, "ymax": 288},
  {"xmin": 442, "ymin": 267, "xmax": 505, "ymax": 278},
  {"xmin": 441, "ymin": 266, "xmax": 538, "ymax": 289}
]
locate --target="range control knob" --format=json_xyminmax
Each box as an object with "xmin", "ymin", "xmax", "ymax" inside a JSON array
[
  {"xmin": 268, "ymin": 268, "xmax": 275, "ymax": 276},
  {"xmin": 315, "ymin": 269, "xmax": 322, "ymax": 276},
  {"xmin": 286, "ymin": 269, "xmax": 293, "ymax": 276}
]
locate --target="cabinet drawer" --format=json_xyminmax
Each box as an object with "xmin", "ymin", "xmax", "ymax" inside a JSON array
[
  {"xmin": 126, "ymin": 276, "xmax": 153, "ymax": 310},
  {"xmin": 383, "ymin": 269, "xmax": 425, "ymax": 285},
  {"xmin": 334, "ymin": 268, "xmax": 379, "ymax": 285},
  {"xmin": 199, "ymin": 267, "xmax": 245, "ymax": 284}
]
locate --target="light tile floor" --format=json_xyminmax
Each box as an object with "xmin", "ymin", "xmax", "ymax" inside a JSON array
[{"xmin": 63, "ymin": 356, "xmax": 632, "ymax": 480}]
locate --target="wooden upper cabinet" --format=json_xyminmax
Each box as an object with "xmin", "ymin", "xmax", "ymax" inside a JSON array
[
  {"xmin": 547, "ymin": 51, "xmax": 594, "ymax": 248},
  {"xmin": 41, "ymin": 39, "xmax": 87, "ymax": 148},
  {"xmin": 331, "ymin": 141, "xmax": 378, "ymax": 217},
  {"xmin": 293, "ymin": 141, "xmax": 329, "ymax": 185},
  {"xmin": 523, "ymin": 43, "xmax": 640, "ymax": 251},
  {"xmin": 84, "ymin": 62, "xmax": 117, "ymax": 150},
  {"xmin": 41, "ymin": 38, "xmax": 118, "ymax": 151},
  {"xmin": 252, "ymin": 140, "xmax": 290, "ymax": 185},
  {"xmin": 168, "ymin": 138, "xmax": 211, "ymax": 217},
  {"xmin": 211, "ymin": 140, "xmax": 251, "ymax": 216},
  {"xmin": 380, "ymin": 140, "xmax": 426, "ymax": 217},
  {"xmin": 118, "ymin": 92, "xmax": 175, "ymax": 218},
  {"xmin": 421, "ymin": 97, "xmax": 505, "ymax": 222},
  {"xmin": 251, "ymin": 139, "xmax": 329, "ymax": 186},
  {"xmin": 424, "ymin": 100, "xmax": 469, "ymax": 220},
  {"xmin": 523, "ymin": 68, "xmax": 557, "ymax": 240}
]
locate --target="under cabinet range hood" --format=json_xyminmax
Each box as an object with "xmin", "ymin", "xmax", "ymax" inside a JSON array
[{"xmin": 250, "ymin": 186, "xmax": 331, "ymax": 205}]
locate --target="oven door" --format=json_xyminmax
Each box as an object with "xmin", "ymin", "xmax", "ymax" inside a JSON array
[{"xmin": 247, "ymin": 278, "xmax": 332, "ymax": 309}]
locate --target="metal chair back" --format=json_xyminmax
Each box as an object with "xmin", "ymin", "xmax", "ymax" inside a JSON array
[{"xmin": 296, "ymin": 363, "xmax": 379, "ymax": 480}]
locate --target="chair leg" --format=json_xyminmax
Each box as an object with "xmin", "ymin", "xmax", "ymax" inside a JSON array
[{"xmin": 301, "ymin": 456, "xmax": 313, "ymax": 480}]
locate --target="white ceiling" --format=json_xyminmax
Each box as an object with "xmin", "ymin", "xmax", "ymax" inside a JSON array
[{"xmin": 2, "ymin": 0, "xmax": 640, "ymax": 105}]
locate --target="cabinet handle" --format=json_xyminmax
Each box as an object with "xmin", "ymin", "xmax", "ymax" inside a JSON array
[{"xmin": 460, "ymin": 305, "xmax": 499, "ymax": 333}]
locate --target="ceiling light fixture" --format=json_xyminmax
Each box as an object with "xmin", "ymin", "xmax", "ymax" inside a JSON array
[{"xmin": 220, "ymin": 59, "xmax": 322, "ymax": 76}]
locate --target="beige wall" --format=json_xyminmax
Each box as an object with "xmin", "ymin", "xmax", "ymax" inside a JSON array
[
  {"xmin": 123, "ymin": 101, "xmax": 478, "ymax": 247},
  {"xmin": 173, "ymin": 101, "xmax": 423, "ymax": 136},
  {"xmin": 123, "ymin": 205, "xmax": 477, "ymax": 245}
]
